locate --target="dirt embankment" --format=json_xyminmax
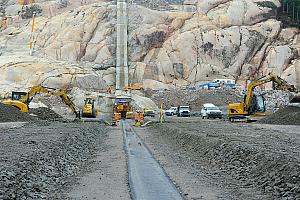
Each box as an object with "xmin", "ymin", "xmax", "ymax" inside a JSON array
[
  {"xmin": 146, "ymin": 118, "xmax": 300, "ymax": 199},
  {"xmin": 259, "ymin": 106, "xmax": 300, "ymax": 125},
  {"xmin": 0, "ymin": 103, "xmax": 69, "ymax": 122},
  {"xmin": 145, "ymin": 89, "xmax": 242, "ymax": 110},
  {"xmin": 0, "ymin": 121, "xmax": 108, "ymax": 200}
]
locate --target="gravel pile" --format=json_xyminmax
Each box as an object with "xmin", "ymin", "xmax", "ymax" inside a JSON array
[
  {"xmin": 29, "ymin": 107, "xmax": 63, "ymax": 120},
  {"xmin": 0, "ymin": 122, "xmax": 107, "ymax": 199},
  {"xmin": 259, "ymin": 106, "xmax": 300, "ymax": 125},
  {"xmin": 0, "ymin": 103, "xmax": 35, "ymax": 122}
]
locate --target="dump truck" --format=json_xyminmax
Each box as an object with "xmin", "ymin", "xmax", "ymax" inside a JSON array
[{"xmin": 113, "ymin": 96, "xmax": 133, "ymax": 119}]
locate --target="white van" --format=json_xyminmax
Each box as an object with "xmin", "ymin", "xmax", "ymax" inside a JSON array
[
  {"xmin": 200, "ymin": 103, "xmax": 223, "ymax": 119},
  {"xmin": 212, "ymin": 79, "xmax": 236, "ymax": 88}
]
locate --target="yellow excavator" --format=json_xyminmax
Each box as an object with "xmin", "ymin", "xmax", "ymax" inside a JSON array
[
  {"xmin": 82, "ymin": 98, "xmax": 97, "ymax": 118},
  {"xmin": 2, "ymin": 86, "xmax": 80, "ymax": 118},
  {"xmin": 228, "ymin": 73, "xmax": 299, "ymax": 122}
]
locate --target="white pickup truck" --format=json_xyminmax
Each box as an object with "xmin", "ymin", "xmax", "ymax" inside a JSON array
[
  {"xmin": 166, "ymin": 107, "xmax": 177, "ymax": 116},
  {"xmin": 177, "ymin": 106, "xmax": 190, "ymax": 117}
]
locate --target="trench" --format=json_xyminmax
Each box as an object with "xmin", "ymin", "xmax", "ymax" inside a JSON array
[{"xmin": 122, "ymin": 120, "xmax": 182, "ymax": 200}]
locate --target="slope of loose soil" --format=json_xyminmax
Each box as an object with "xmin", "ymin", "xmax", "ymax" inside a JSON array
[
  {"xmin": 0, "ymin": 121, "xmax": 108, "ymax": 200},
  {"xmin": 0, "ymin": 103, "xmax": 35, "ymax": 122},
  {"xmin": 259, "ymin": 106, "xmax": 300, "ymax": 125},
  {"xmin": 29, "ymin": 107, "xmax": 63, "ymax": 120},
  {"xmin": 145, "ymin": 89, "xmax": 242, "ymax": 111},
  {"xmin": 141, "ymin": 117, "xmax": 300, "ymax": 199}
]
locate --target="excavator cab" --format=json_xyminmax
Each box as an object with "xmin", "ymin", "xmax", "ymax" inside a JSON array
[
  {"xmin": 247, "ymin": 94, "xmax": 266, "ymax": 114},
  {"xmin": 82, "ymin": 98, "xmax": 97, "ymax": 118},
  {"xmin": 2, "ymin": 91, "xmax": 29, "ymax": 112},
  {"xmin": 12, "ymin": 91, "xmax": 27, "ymax": 101}
]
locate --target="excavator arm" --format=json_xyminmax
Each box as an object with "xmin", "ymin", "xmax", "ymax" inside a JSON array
[
  {"xmin": 244, "ymin": 73, "xmax": 298, "ymax": 111},
  {"xmin": 228, "ymin": 73, "xmax": 299, "ymax": 121},
  {"xmin": 21, "ymin": 86, "xmax": 80, "ymax": 118}
]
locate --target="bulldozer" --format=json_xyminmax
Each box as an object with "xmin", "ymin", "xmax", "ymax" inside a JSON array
[
  {"xmin": 82, "ymin": 98, "xmax": 97, "ymax": 118},
  {"xmin": 2, "ymin": 85, "xmax": 80, "ymax": 118},
  {"xmin": 228, "ymin": 73, "xmax": 299, "ymax": 122}
]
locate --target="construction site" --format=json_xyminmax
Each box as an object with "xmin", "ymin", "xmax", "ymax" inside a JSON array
[{"xmin": 0, "ymin": 0, "xmax": 300, "ymax": 200}]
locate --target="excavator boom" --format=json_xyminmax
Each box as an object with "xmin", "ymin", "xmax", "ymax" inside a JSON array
[
  {"xmin": 228, "ymin": 73, "xmax": 299, "ymax": 121},
  {"xmin": 3, "ymin": 86, "xmax": 80, "ymax": 118}
]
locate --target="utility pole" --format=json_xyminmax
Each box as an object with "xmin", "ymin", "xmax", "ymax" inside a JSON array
[{"xmin": 116, "ymin": 0, "xmax": 128, "ymax": 95}]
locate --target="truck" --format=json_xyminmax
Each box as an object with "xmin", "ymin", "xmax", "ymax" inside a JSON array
[
  {"xmin": 166, "ymin": 107, "xmax": 177, "ymax": 116},
  {"xmin": 177, "ymin": 106, "xmax": 190, "ymax": 117}
]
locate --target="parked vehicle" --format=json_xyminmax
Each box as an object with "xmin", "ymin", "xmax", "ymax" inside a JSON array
[
  {"xmin": 201, "ymin": 103, "xmax": 223, "ymax": 119},
  {"xmin": 212, "ymin": 79, "xmax": 236, "ymax": 89},
  {"xmin": 177, "ymin": 106, "xmax": 190, "ymax": 117},
  {"xmin": 166, "ymin": 107, "xmax": 177, "ymax": 116},
  {"xmin": 143, "ymin": 108, "xmax": 156, "ymax": 117}
]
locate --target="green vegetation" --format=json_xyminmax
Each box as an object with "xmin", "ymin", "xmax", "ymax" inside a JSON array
[
  {"xmin": 280, "ymin": 0, "xmax": 300, "ymax": 28},
  {"xmin": 256, "ymin": 1, "xmax": 277, "ymax": 9}
]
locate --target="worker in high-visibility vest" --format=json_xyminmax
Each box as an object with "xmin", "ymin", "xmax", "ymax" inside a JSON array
[
  {"xmin": 114, "ymin": 112, "xmax": 120, "ymax": 125},
  {"xmin": 139, "ymin": 112, "xmax": 144, "ymax": 125},
  {"xmin": 134, "ymin": 111, "xmax": 139, "ymax": 125}
]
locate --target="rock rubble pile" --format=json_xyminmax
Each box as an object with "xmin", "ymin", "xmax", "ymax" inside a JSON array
[{"xmin": 29, "ymin": 107, "xmax": 63, "ymax": 121}]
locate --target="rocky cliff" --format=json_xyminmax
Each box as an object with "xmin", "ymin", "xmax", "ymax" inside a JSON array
[{"xmin": 0, "ymin": 0, "xmax": 299, "ymax": 96}]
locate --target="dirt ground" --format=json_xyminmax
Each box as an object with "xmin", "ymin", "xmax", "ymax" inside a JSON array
[
  {"xmin": 0, "ymin": 121, "xmax": 130, "ymax": 200},
  {"xmin": 1, "ymin": 102, "xmax": 299, "ymax": 200},
  {"xmin": 136, "ymin": 116, "xmax": 300, "ymax": 200}
]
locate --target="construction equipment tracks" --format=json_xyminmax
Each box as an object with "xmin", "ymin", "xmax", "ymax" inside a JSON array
[{"xmin": 122, "ymin": 120, "xmax": 182, "ymax": 200}]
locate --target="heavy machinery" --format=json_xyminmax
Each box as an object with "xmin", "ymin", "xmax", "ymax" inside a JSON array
[
  {"xmin": 113, "ymin": 96, "xmax": 133, "ymax": 119},
  {"xmin": 124, "ymin": 85, "xmax": 144, "ymax": 91},
  {"xmin": 82, "ymin": 98, "xmax": 97, "ymax": 118},
  {"xmin": 2, "ymin": 86, "xmax": 80, "ymax": 118},
  {"xmin": 228, "ymin": 73, "xmax": 299, "ymax": 121}
]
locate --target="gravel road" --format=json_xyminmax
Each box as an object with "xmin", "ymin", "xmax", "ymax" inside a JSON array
[
  {"xmin": 136, "ymin": 117, "xmax": 300, "ymax": 200},
  {"xmin": 64, "ymin": 126, "xmax": 130, "ymax": 200}
]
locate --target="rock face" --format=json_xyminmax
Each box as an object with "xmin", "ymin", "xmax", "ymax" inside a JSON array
[{"xmin": 0, "ymin": 0, "xmax": 299, "ymax": 92}]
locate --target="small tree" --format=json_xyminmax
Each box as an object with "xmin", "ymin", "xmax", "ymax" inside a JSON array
[{"xmin": 20, "ymin": 4, "xmax": 42, "ymax": 19}]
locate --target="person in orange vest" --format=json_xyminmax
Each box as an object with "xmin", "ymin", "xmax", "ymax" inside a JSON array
[
  {"xmin": 135, "ymin": 111, "xmax": 140, "ymax": 125},
  {"xmin": 114, "ymin": 112, "xmax": 121, "ymax": 125},
  {"xmin": 139, "ymin": 112, "xmax": 144, "ymax": 125}
]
